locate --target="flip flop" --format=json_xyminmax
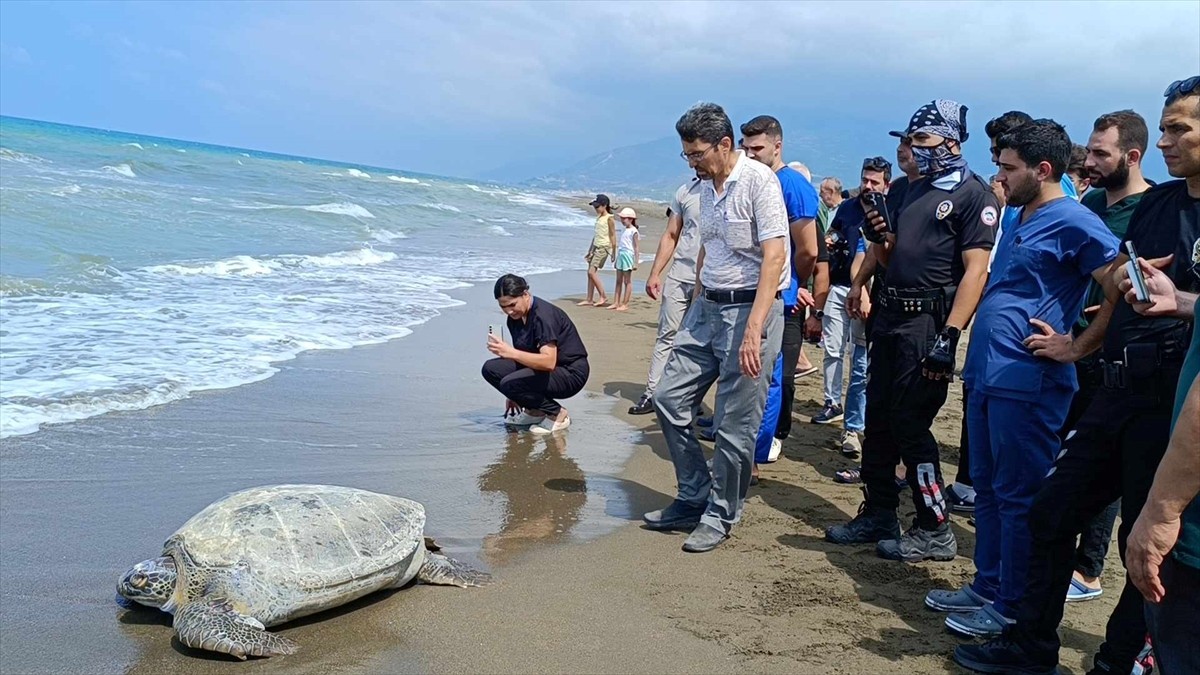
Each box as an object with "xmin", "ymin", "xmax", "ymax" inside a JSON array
[
  {"xmin": 1066, "ymin": 577, "xmax": 1103, "ymax": 602},
  {"xmin": 793, "ymin": 365, "xmax": 819, "ymax": 380}
]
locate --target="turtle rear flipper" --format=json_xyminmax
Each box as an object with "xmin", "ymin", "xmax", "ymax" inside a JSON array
[
  {"xmin": 417, "ymin": 552, "xmax": 491, "ymax": 588},
  {"xmin": 174, "ymin": 598, "xmax": 298, "ymax": 660}
]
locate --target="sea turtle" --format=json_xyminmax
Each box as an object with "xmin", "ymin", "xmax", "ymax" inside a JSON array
[{"xmin": 117, "ymin": 484, "xmax": 488, "ymax": 659}]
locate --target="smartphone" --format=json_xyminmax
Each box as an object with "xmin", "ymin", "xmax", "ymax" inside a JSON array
[
  {"xmin": 1125, "ymin": 241, "xmax": 1151, "ymax": 303},
  {"xmin": 488, "ymin": 325, "xmax": 494, "ymax": 336},
  {"xmin": 860, "ymin": 191, "xmax": 893, "ymax": 238}
]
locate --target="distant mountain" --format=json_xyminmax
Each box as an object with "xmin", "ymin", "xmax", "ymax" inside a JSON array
[{"xmin": 519, "ymin": 134, "xmax": 868, "ymax": 201}]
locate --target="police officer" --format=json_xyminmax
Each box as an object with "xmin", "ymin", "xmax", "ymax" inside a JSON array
[{"xmin": 826, "ymin": 99, "xmax": 999, "ymax": 562}]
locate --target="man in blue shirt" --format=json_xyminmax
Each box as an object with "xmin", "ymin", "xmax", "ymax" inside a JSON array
[
  {"xmin": 929, "ymin": 120, "xmax": 1120, "ymax": 640},
  {"xmin": 738, "ymin": 116, "xmax": 821, "ymax": 469}
]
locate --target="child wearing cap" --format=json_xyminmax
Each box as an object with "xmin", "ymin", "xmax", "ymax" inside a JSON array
[{"xmin": 611, "ymin": 207, "xmax": 640, "ymax": 312}]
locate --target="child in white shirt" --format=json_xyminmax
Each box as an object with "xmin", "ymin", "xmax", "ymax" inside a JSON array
[{"xmin": 612, "ymin": 207, "xmax": 640, "ymax": 312}]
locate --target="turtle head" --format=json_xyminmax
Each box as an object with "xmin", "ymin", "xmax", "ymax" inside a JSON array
[{"xmin": 117, "ymin": 557, "xmax": 177, "ymax": 609}]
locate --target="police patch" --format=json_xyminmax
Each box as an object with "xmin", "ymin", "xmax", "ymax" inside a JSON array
[
  {"xmin": 935, "ymin": 200, "xmax": 954, "ymax": 220},
  {"xmin": 981, "ymin": 206, "xmax": 999, "ymax": 227}
]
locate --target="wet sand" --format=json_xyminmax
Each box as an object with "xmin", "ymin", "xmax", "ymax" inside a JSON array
[{"xmin": 1, "ymin": 201, "xmax": 1124, "ymax": 674}]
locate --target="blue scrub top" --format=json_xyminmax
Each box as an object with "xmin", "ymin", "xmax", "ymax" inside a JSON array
[
  {"xmin": 776, "ymin": 166, "xmax": 819, "ymax": 307},
  {"xmin": 963, "ymin": 196, "xmax": 1119, "ymax": 401}
]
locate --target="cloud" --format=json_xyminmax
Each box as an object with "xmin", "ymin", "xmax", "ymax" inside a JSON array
[{"xmin": 0, "ymin": 42, "xmax": 32, "ymax": 66}]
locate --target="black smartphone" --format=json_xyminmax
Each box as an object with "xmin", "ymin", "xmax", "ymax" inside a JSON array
[
  {"xmin": 860, "ymin": 191, "xmax": 893, "ymax": 239},
  {"xmin": 1124, "ymin": 241, "xmax": 1150, "ymax": 303}
]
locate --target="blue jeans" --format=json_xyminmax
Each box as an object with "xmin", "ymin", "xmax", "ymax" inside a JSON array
[
  {"xmin": 968, "ymin": 389, "xmax": 1071, "ymax": 618},
  {"xmin": 844, "ymin": 342, "xmax": 868, "ymax": 432},
  {"xmin": 653, "ymin": 297, "xmax": 783, "ymax": 532}
]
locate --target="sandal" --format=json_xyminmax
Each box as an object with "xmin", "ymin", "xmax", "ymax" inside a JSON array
[{"xmin": 834, "ymin": 467, "xmax": 861, "ymax": 484}]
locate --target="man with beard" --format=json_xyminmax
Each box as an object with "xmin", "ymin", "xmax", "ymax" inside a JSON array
[
  {"xmin": 926, "ymin": 120, "xmax": 1120, "ymax": 639},
  {"xmin": 631, "ymin": 171, "xmax": 706, "ymax": 415},
  {"xmin": 826, "ymin": 100, "xmax": 998, "ymax": 562},
  {"xmin": 955, "ymin": 75, "xmax": 1200, "ymax": 675},
  {"xmin": 1061, "ymin": 110, "xmax": 1154, "ymax": 602},
  {"xmin": 644, "ymin": 103, "xmax": 789, "ymax": 553}
]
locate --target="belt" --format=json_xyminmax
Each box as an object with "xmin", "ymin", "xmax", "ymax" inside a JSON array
[
  {"xmin": 703, "ymin": 288, "xmax": 781, "ymax": 304},
  {"xmin": 877, "ymin": 285, "xmax": 956, "ymax": 314},
  {"xmin": 1098, "ymin": 343, "xmax": 1187, "ymax": 390}
]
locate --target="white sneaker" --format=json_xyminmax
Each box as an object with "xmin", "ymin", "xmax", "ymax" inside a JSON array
[
  {"xmin": 840, "ymin": 430, "xmax": 862, "ymax": 457},
  {"xmin": 508, "ymin": 410, "xmax": 545, "ymax": 426},
  {"xmin": 766, "ymin": 437, "xmax": 783, "ymax": 463},
  {"xmin": 530, "ymin": 415, "xmax": 570, "ymax": 434}
]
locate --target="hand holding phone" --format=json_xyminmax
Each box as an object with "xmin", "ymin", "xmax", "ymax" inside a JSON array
[
  {"xmin": 860, "ymin": 191, "xmax": 893, "ymax": 244},
  {"xmin": 1125, "ymin": 241, "xmax": 1151, "ymax": 303}
]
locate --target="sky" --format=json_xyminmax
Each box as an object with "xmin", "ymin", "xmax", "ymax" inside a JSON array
[{"xmin": 1, "ymin": 0, "xmax": 1198, "ymax": 182}]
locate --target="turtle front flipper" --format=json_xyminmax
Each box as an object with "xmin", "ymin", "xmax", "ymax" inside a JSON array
[
  {"xmin": 417, "ymin": 552, "xmax": 491, "ymax": 588},
  {"xmin": 173, "ymin": 598, "xmax": 298, "ymax": 659}
]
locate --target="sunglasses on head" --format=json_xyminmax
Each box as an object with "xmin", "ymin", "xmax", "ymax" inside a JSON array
[
  {"xmin": 862, "ymin": 156, "xmax": 892, "ymax": 172},
  {"xmin": 1165, "ymin": 76, "xmax": 1200, "ymax": 105}
]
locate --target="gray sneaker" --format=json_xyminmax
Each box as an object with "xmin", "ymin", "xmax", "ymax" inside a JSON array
[
  {"xmin": 876, "ymin": 523, "xmax": 957, "ymax": 562},
  {"xmin": 945, "ymin": 604, "xmax": 1013, "ymax": 638},
  {"xmin": 840, "ymin": 430, "xmax": 862, "ymax": 457},
  {"xmin": 925, "ymin": 585, "xmax": 991, "ymax": 612}
]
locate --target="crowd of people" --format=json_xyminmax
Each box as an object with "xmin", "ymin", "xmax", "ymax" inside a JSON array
[{"xmin": 480, "ymin": 76, "xmax": 1199, "ymax": 675}]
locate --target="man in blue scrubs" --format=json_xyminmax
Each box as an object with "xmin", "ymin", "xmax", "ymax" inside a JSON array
[{"xmin": 928, "ymin": 120, "xmax": 1120, "ymax": 639}]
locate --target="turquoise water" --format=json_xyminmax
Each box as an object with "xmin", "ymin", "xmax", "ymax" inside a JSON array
[{"xmin": 0, "ymin": 116, "xmax": 592, "ymax": 437}]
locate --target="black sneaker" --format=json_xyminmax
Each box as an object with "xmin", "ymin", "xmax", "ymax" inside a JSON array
[
  {"xmin": 954, "ymin": 637, "xmax": 1057, "ymax": 675},
  {"xmin": 876, "ymin": 522, "xmax": 957, "ymax": 562},
  {"xmin": 811, "ymin": 402, "xmax": 844, "ymax": 424},
  {"xmin": 628, "ymin": 394, "xmax": 654, "ymax": 415},
  {"xmin": 825, "ymin": 503, "xmax": 900, "ymax": 544}
]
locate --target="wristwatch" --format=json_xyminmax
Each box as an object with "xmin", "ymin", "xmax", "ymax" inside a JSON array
[{"xmin": 814, "ymin": 310, "xmax": 825, "ymax": 319}]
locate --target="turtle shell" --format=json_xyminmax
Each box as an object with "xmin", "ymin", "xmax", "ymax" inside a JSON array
[{"xmin": 169, "ymin": 485, "xmax": 424, "ymax": 590}]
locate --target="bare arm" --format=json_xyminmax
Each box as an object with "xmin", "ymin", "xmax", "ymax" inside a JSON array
[
  {"xmin": 1025, "ymin": 262, "xmax": 1121, "ymax": 363},
  {"xmin": 790, "ymin": 218, "xmax": 817, "ymax": 283},
  {"xmin": 650, "ymin": 213, "xmax": 684, "ymax": 278},
  {"xmin": 608, "ymin": 216, "xmax": 617, "ymax": 252},
  {"xmin": 812, "ymin": 261, "xmax": 831, "ymax": 312},
  {"xmin": 739, "ymin": 236, "xmax": 786, "ymax": 377},
  {"xmin": 1128, "ymin": 374, "xmax": 1200, "ymax": 602},
  {"xmin": 946, "ymin": 248, "xmax": 990, "ymax": 330},
  {"xmin": 848, "ymin": 247, "xmax": 877, "ymax": 319}
]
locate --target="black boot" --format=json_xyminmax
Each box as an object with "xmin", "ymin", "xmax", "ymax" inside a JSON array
[{"xmin": 825, "ymin": 503, "xmax": 900, "ymax": 544}]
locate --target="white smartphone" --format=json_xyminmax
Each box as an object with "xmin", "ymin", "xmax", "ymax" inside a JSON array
[{"xmin": 1125, "ymin": 241, "xmax": 1151, "ymax": 303}]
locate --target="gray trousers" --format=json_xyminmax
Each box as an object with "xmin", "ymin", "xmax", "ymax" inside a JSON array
[
  {"xmin": 644, "ymin": 277, "xmax": 694, "ymax": 396},
  {"xmin": 653, "ymin": 296, "xmax": 783, "ymax": 532}
]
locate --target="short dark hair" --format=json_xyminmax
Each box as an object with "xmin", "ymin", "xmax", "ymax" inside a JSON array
[
  {"xmin": 985, "ymin": 110, "xmax": 1034, "ymax": 140},
  {"xmin": 995, "ymin": 119, "xmax": 1072, "ymax": 181},
  {"xmin": 861, "ymin": 156, "xmax": 893, "ymax": 183},
  {"xmin": 1092, "ymin": 110, "xmax": 1149, "ymax": 154},
  {"xmin": 740, "ymin": 115, "xmax": 783, "ymax": 139},
  {"xmin": 676, "ymin": 103, "xmax": 735, "ymax": 147},
  {"xmin": 493, "ymin": 274, "xmax": 529, "ymax": 299},
  {"xmin": 1067, "ymin": 144, "xmax": 1088, "ymax": 175}
]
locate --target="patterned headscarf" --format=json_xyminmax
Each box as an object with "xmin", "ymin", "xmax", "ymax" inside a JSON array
[{"xmin": 902, "ymin": 99, "xmax": 969, "ymax": 143}]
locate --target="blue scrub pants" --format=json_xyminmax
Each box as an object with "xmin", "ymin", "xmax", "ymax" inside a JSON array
[
  {"xmin": 967, "ymin": 388, "xmax": 1071, "ymax": 618},
  {"xmin": 755, "ymin": 355, "xmax": 783, "ymax": 463}
]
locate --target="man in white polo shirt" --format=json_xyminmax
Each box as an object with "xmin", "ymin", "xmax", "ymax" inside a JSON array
[{"xmin": 644, "ymin": 102, "xmax": 791, "ymax": 553}]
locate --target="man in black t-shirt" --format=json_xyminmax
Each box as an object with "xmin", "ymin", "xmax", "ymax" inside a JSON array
[
  {"xmin": 483, "ymin": 274, "xmax": 590, "ymax": 435},
  {"xmin": 957, "ymin": 77, "xmax": 1200, "ymax": 675},
  {"xmin": 826, "ymin": 100, "xmax": 998, "ymax": 564}
]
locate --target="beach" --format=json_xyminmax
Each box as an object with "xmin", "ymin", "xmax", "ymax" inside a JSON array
[{"xmin": 0, "ymin": 197, "xmax": 1125, "ymax": 674}]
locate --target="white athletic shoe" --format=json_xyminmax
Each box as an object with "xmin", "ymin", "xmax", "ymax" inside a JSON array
[
  {"xmin": 766, "ymin": 437, "xmax": 783, "ymax": 463},
  {"xmin": 508, "ymin": 410, "xmax": 545, "ymax": 426},
  {"xmin": 530, "ymin": 416, "xmax": 571, "ymax": 434}
]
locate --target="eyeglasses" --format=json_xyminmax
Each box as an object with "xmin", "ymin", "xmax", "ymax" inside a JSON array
[
  {"xmin": 862, "ymin": 156, "xmax": 892, "ymax": 172},
  {"xmin": 1165, "ymin": 76, "xmax": 1200, "ymax": 105},
  {"xmin": 680, "ymin": 144, "xmax": 717, "ymax": 163}
]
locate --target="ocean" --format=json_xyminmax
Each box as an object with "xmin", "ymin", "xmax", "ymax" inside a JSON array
[{"xmin": 0, "ymin": 116, "xmax": 595, "ymax": 439}]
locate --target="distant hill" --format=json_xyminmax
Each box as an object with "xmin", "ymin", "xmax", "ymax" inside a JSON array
[{"xmin": 516, "ymin": 135, "xmax": 867, "ymax": 201}]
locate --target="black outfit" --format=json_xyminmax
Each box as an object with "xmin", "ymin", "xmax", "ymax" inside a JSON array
[
  {"xmin": 1145, "ymin": 556, "xmax": 1200, "ymax": 675},
  {"xmin": 482, "ymin": 296, "xmax": 590, "ymax": 417},
  {"xmin": 861, "ymin": 169, "xmax": 998, "ymax": 530},
  {"xmin": 1011, "ymin": 180, "xmax": 1200, "ymax": 672},
  {"xmin": 827, "ymin": 198, "xmax": 867, "ymax": 288},
  {"xmin": 776, "ymin": 229, "xmax": 829, "ymax": 439}
]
